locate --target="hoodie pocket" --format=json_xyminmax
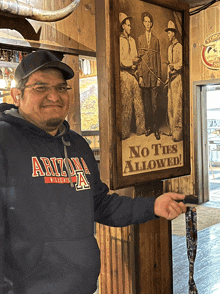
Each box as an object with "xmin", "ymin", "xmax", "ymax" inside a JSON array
[
  {"xmin": 5, "ymin": 238, "xmax": 45, "ymax": 283},
  {"xmin": 14, "ymin": 236, "xmax": 100, "ymax": 294}
]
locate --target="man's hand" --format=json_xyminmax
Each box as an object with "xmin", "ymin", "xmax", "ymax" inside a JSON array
[
  {"xmin": 164, "ymin": 78, "xmax": 169, "ymax": 86},
  {"xmin": 157, "ymin": 79, "xmax": 161, "ymax": 87},
  {"xmin": 169, "ymin": 63, "xmax": 174, "ymax": 71},
  {"xmin": 139, "ymin": 76, "xmax": 144, "ymax": 87},
  {"xmin": 133, "ymin": 56, "xmax": 141, "ymax": 65},
  {"xmin": 154, "ymin": 193, "xmax": 186, "ymax": 220}
]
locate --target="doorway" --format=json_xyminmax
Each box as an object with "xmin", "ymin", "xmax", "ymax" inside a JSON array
[{"xmin": 193, "ymin": 80, "xmax": 220, "ymax": 203}]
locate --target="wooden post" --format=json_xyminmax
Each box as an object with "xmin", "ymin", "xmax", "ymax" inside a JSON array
[
  {"xmin": 63, "ymin": 54, "xmax": 81, "ymax": 134},
  {"xmin": 135, "ymin": 182, "xmax": 173, "ymax": 294}
]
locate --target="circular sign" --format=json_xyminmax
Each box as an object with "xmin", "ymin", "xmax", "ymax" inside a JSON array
[{"xmin": 202, "ymin": 32, "xmax": 220, "ymax": 70}]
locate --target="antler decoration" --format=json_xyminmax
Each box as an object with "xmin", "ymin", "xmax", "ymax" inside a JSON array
[{"xmin": 0, "ymin": 0, "xmax": 81, "ymax": 22}]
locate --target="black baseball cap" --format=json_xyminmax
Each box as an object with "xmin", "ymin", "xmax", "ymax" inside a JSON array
[{"xmin": 15, "ymin": 50, "xmax": 74, "ymax": 85}]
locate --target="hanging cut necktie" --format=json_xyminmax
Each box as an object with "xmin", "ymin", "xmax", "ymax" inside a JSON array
[{"xmin": 185, "ymin": 206, "xmax": 198, "ymax": 294}]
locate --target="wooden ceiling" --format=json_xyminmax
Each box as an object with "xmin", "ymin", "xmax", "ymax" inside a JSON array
[{"xmin": 182, "ymin": 0, "xmax": 218, "ymax": 8}]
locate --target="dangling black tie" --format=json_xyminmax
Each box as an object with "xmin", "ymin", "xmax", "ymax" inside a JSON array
[{"xmin": 185, "ymin": 207, "xmax": 198, "ymax": 294}]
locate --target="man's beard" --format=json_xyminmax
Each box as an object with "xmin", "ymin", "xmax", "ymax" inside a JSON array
[{"xmin": 45, "ymin": 118, "xmax": 63, "ymax": 128}]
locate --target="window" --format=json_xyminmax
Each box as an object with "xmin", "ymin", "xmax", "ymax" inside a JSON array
[
  {"xmin": 79, "ymin": 56, "xmax": 99, "ymax": 157},
  {"xmin": 0, "ymin": 48, "xmax": 29, "ymax": 104}
]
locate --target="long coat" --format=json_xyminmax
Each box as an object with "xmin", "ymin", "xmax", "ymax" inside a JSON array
[{"xmin": 138, "ymin": 32, "xmax": 161, "ymax": 88}]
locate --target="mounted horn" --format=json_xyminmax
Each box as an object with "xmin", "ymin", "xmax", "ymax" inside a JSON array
[{"xmin": 0, "ymin": 0, "xmax": 81, "ymax": 22}]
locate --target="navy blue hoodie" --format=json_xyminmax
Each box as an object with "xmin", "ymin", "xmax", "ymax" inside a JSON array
[{"xmin": 0, "ymin": 104, "xmax": 158, "ymax": 294}]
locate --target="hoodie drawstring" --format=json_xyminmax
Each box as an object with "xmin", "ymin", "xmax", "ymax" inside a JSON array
[{"xmin": 62, "ymin": 136, "xmax": 74, "ymax": 188}]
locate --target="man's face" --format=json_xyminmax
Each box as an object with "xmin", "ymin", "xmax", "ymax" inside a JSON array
[
  {"xmin": 122, "ymin": 19, "xmax": 131, "ymax": 36},
  {"xmin": 143, "ymin": 16, "xmax": 152, "ymax": 32},
  {"xmin": 14, "ymin": 68, "xmax": 71, "ymax": 135},
  {"xmin": 168, "ymin": 30, "xmax": 175, "ymax": 42}
]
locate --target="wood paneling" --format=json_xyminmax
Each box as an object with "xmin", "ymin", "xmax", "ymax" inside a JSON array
[
  {"xmin": 96, "ymin": 187, "xmax": 136, "ymax": 294},
  {"xmin": 96, "ymin": 221, "xmax": 136, "ymax": 294},
  {"xmin": 0, "ymin": 0, "xmax": 96, "ymax": 55}
]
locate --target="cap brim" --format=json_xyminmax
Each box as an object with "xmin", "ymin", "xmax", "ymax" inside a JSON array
[
  {"xmin": 21, "ymin": 61, "xmax": 74, "ymax": 81},
  {"xmin": 165, "ymin": 28, "xmax": 176, "ymax": 32}
]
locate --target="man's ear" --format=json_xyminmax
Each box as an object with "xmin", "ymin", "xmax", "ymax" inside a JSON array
[{"xmin": 11, "ymin": 88, "xmax": 21, "ymax": 106}]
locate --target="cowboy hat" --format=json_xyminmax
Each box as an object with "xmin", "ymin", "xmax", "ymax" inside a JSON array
[
  {"xmin": 119, "ymin": 12, "xmax": 132, "ymax": 26},
  {"xmin": 165, "ymin": 20, "xmax": 177, "ymax": 32}
]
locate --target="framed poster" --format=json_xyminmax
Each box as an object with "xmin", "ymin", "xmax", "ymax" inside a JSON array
[{"xmin": 97, "ymin": 0, "xmax": 190, "ymax": 189}]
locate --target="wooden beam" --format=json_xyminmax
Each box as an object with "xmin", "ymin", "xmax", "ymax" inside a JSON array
[
  {"xmin": 64, "ymin": 54, "xmax": 82, "ymax": 134},
  {"xmin": 0, "ymin": 37, "xmax": 96, "ymax": 57}
]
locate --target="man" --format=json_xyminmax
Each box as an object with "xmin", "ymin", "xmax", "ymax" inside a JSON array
[
  {"xmin": 165, "ymin": 20, "xmax": 183, "ymax": 142},
  {"xmin": 0, "ymin": 50, "xmax": 186, "ymax": 293},
  {"xmin": 119, "ymin": 13, "xmax": 146, "ymax": 140},
  {"xmin": 138, "ymin": 12, "xmax": 161, "ymax": 140}
]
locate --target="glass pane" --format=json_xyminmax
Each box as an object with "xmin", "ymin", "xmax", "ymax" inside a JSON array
[{"xmin": 207, "ymin": 89, "xmax": 220, "ymax": 201}]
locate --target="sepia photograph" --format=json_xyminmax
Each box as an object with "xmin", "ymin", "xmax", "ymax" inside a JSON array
[{"xmin": 111, "ymin": 0, "xmax": 190, "ymax": 188}]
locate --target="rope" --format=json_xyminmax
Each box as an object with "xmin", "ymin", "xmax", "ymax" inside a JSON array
[{"xmin": 138, "ymin": 56, "xmax": 165, "ymax": 85}]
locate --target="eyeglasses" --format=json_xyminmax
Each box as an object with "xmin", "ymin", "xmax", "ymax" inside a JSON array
[{"xmin": 21, "ymin": 83, "xmax": 72, "ymax": 94}]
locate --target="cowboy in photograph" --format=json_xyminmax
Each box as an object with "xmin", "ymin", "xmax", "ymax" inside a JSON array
[
  {"xmin": 119, "ymin": 12, "xmax": 146, "ymax": 140},
  {"xmin": 165, "ymin": 20, "xmax": 183, "ymax": 142}
]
